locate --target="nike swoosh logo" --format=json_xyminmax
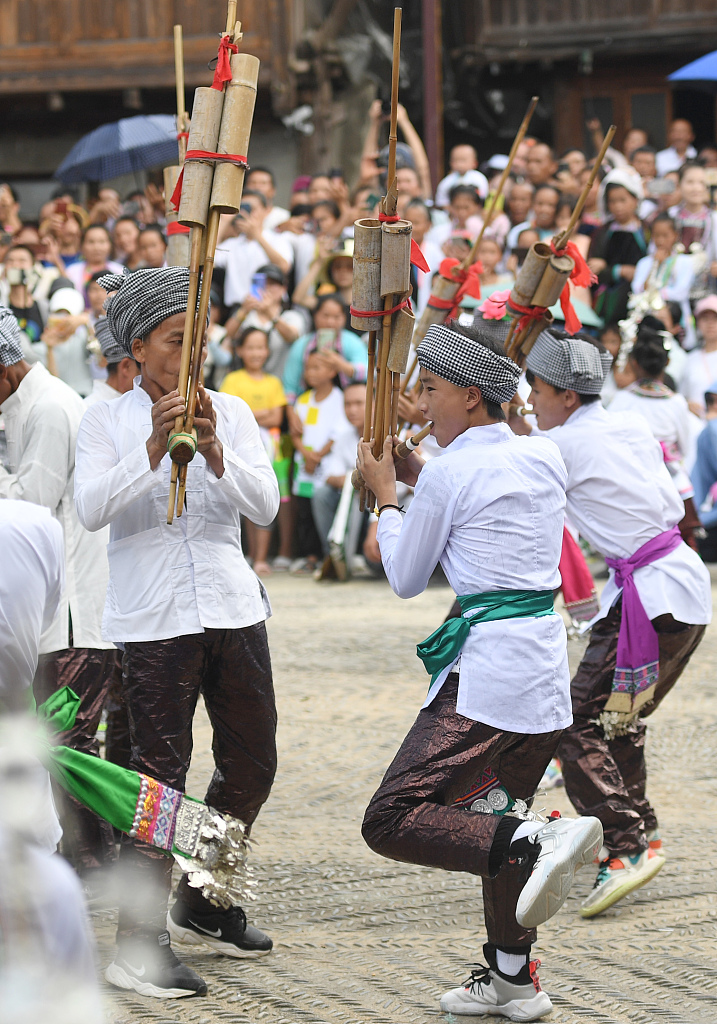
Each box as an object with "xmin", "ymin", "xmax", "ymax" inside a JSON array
[
  {"xmin": 188, "ymin": 919, "xmax": 223, "ymax": 938},
  {"xmin": 123, "ymin": 961, "xmax": 146, "ymax": 977}
]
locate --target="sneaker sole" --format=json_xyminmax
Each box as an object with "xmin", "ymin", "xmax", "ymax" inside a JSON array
[
  {"xmin": 579, "ymin": 855, "xmax": 665, "ymax": 918},
  {"xmin": 439, "ymin": 992, "xmax": 553, "ymax": 1021},
  {"xmin": 167, "ymin": 919, "xmax": 272, "ymax": 959},
  {"xmin": 104, "ymin": 962, "xmax": 201, "ymax": 999},
  {"xmin": 516, "ymin": 817, "xmax": 603, "ymax": 928}
]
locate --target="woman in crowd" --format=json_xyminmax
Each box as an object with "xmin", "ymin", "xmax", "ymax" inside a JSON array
[
  {"xmin": 293, "ymin": 241, "xmax": 354, "ymax": 313},
  {"xmin": 282, "ymin": 294, "xmax": 367, "ymax": 404},
  {"xmin": 669, "ymin": 162, "xmax": 717, "ymax": 310},
  {"xmin": 228, "ymin": 264, "xmax": 305, "ymax": 380},
  {"xmin": 65, "ymin": 225, "xmax": 123, "ymax": 305}
]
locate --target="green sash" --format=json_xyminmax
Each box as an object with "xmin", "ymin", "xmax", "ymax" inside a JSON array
[{"xmin": 417, "ymin": 590, "xmax": 555, "ymax": 688}]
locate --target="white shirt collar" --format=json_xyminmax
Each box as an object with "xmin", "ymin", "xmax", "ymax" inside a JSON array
[{"xmin": 443, "ymin": 422, "xmax": 514, "ymax": 454}]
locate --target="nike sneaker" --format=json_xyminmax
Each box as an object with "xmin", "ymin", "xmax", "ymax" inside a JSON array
[
  {"xmin": 105, "ymin": 930, "xmax": 207, "ymax": 999},
  {"xmin": 168, "ymin": 900, "xmax": 272, "ymax": 958}
]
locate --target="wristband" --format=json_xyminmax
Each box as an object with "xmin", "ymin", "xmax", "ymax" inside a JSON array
[{"xmin": 376, "ymin": 503, "xmax": 405, "ymax": 517}]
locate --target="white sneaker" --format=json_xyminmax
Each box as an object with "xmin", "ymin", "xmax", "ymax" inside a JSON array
[
  {"xmin": 516, "ymin": 816, "xmax": 603, "ymax": 928},
  {"xmin": 580, "ymin": 848, "xmax": 664, "ymax": 918},
  {"xmin": 440, "ymin": 961, "xmax": 552, "ymax": 1021}
]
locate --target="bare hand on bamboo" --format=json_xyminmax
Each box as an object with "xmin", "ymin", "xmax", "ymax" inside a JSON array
[
  {"xmin": 147, "ymin": 390, "xmax": 186, "ymax": 470},
  {"xmin": 194, "ymin": 384, "xmax": 224, "ymax": 477},
  {"xmin": 357, "ymin": 436, "xmax": 397, "ymax": 507}
]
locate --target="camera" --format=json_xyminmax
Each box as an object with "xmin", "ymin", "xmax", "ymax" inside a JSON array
[{"xmin": 5, "ymin": 268, "xmax": 27, "ymax": 286}]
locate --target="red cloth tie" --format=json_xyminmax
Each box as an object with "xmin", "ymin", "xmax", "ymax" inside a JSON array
[
  {"xmin": 176, "ymin": 132, "xmax": 189, "ymax": 142},
  {"xmin": 350, "ymin": 296, "xmax": 412, "ymax": 319},
  {"xmin": 170, "ymin": 150, "xmax": 249, "ymax": 211},
  {"xmin": 549, "ymin": 239, "xmax": 597, "ymax": 335},
  {"xmin": 167, "ymin": 221, "xmax": 190, "ymax": 236},
  {"xmin": 212, "ymin": 36, "xmax": 239, "ymax": 90},
  {"xmin": 426, "ymin": 258, "xmax": 483, "ymax": 319}
]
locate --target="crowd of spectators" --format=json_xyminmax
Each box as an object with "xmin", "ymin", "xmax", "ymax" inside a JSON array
[{"xmin": 5, "ymin": 110, "xmax": 717, "ymax": 571}]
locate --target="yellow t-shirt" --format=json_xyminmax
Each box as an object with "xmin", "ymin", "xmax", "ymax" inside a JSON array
[{"xmin": 220, "ymin": 369, "xmax": 286, "ymax": 412}]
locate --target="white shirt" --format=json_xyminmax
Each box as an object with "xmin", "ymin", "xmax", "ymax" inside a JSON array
[
  {"xmin": 292, "ymin": 386, "xmax": 349, "ymax": 495},
  {"xmin": 655, "ymin": 144, "xmax": 697, "ymax": 177},
  {"xmin": 0, "ymin": 364, "xmax": 110, "ymax": 653},
  {"xmin": 377, "ymin": 424, "xmax": 572, "ymax": 734},
  {"xmin": 0, "ymin": 500, "xmax": 63, "ymax": 698},
  {"xmin": 680, "ymin": 347, "xmax": 717, "ymax": 413},
  {"xmin": 263, "ymin": 205, "xmax": 290, "ymax": 231},
  {"xmin": 414, "ymin": 239, "xmax": 444, "ymax": 315},
  {"xmin": 214, "ymin": 232, "xmax": 294, "ymax": 307},
  {"xmin": 434, "ymin": 169, "xmax": 490, "ymax": 207},
  {"xmin": 83, "ymin": 378, "xmax": 122, "ymax": 407},
  {"xmin": 544, "ymin": 403, "xmax": 711, "ymax": 626},
  {"xmin": 321, "ymin": 424, "xmax": 360, "ymax": 481},
  {"xmin": 74, "ymin": 379, "xmax": 280, "ymax": 643},
  {"xmin": 609, "ymin": 385, "xmax": 694, "ymax": 498}
]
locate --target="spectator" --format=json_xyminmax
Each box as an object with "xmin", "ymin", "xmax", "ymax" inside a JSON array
[
  {"xmin": 691, "ymin": 382, "xmax": 717, "ymax": 559},
  {"xmin": 622, "ymin": 127, "xmax": 649, "ymax": 161},
  {"xmin": 0, "ymin": 184, "xmax": 22, "ymax": 256},
  {"xmin": 597, "ymin": 321, "xmax": 624, "ymax": 406},
  {"xmin": 137, "ymin": 225, "xmax": 167, "ymax": 269},
  {"xmin": 112, "ymin": 216, "xmax": 142, "ymax": 270},
  {"xmin": 84, "ymin": 317, "xmax": 137, "ymax": 406},
  {"xmin": 225, "ymin": 263, "xmax": 304, "ymax": 379},
  {"xmin": 477, "ymin": 237, "xmax": 513, "ymax": 298},
  {"xmin": 506, "ymin": 184, "xmax": 560, "ymax": 248},
  {"xmin": 214, "ymin": 190, "xmax": 293, "ymax": 308},
  {"xmin": 307, "ymin": 175, "xmax": 334, "ymax": 205},
  {"xmin": 505, "ymin": 180, "xmax": 534, "ymax": 227},
  {"xmin": 629, "ymin": 146, "xmax": 659, "ymax": 220},
  {"xmin": 434, "ymin": 144, "xmax": 489, "ymax": 209},
  {"xmin": 631, "ymin": 213, "xmax": 695, "ymax": 350},
  {"xmin": 656, "ymin": 118, "xmax": 697, "ymax": 177},
  {"xmin": 506, "ymin": 226, "xmax": 540, "ymax": 277},
  {"xmin": 2, "ymin": 245, "xmax": 47, "ymax": 348},
  {"xmin": 404, "ymin": 199, "xmax": 443, "ymax": 314},
  {"xmin": 698, "ymin": 145, "xmax": 717, "ymax": 169},
  {"xmin": 283, "ymin": 295, "xmax": 367, "ymax": 403},
  {"xmin": 245, "ymin": 167, "xmax": 290, "ymax": 231},
  {"xmin": 65, "ymin": 225, "xmax": 123, "ymax": 304},
  {"xmin": 681, "ymin": 296, "xmax": 717, "ymax": 416},
  {"xmin": 428, "ymin": 184, "xmax": 485, "ymax": 248},
  {"xmin": 525, "ymin": 142, "xmax": 557, "ymax": 188},
  {"xmin": 88, "ymin": 187, "xmax": 121, "ymax": 229},
  {"xmin": 669, "ymin": 162, "xmax": 717, "ymax": 306},
  {"xmin": 221, "ymin": 327, "xmax": 288, "ymax": 575},
  {"xmin": 561, "ymin": 148, "xmax": 587, "ymax": 180},
  {"xmin": 310, "ymin": 381, "xmax": 366, "ymax": 555},
  {"xmin": 294, "ymin": 239, "xmax": 353, "ymax": 313},
  {"xmin": 121, "ymin": 189, "xmax": 154, "ymax": 228},
  {"xmin": 588, "ymin": 169, "xmax": 647, "ymax": 322},
  {"xmin": 55, "ymin": 210, "xmax": 85, "ymax": 270},
  {"xmin": 288, "ymin": 349, "xmax": 349, "ymax": 574},
  {"xmin": 40, "ymin": 287, "xmax": 93, "ymax": 398},
  {"xmin": 86, "ymin": 269, "xmax": 109, "ymax": 328}
]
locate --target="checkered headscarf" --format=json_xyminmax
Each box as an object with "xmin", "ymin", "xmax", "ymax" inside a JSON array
[
  {"xmin": 0, "ymin": 306, "xmax": 25, "ymax": 367},
  {"xmin": 526, "ymin": 330, "xmax": 613, "ymax": 395},
  {"xmin": 417, "ymin": 322, "xmax": 521, "ymax": 404},
  {"xmin": 94, "ymin": 317, "xmax": 126, "ymax": 365},
  {"xmin": 98, "ymin": 267, "xmax": 200, "ymax": 357}
]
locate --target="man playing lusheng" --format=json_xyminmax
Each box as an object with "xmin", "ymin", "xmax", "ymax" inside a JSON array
[
  {"xmin": 357, "ymin": 320, "xmax": 602, "ymax": 1021},
  {"xmin": 522, "ymin": 328, "xmax": 711, "ymax": 918},
  {"xmin": 74, "ymin": 268, "xmax": 280, "ymax": 999}
]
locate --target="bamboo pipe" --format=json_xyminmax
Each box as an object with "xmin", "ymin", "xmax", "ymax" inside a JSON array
[
  {"xmin": 553, "ymin": 124, "xmax": 615, "ymax": 251},
  {"xmin": 385, "ymin": 8, "xmax": 402, "ymax": 197},
  {"xmin": 359, "ymin": 330, "xmax": 377, "ymax": 512},
  {"xmin": 174, "ymin": 25, "xmax": 188, "ymax": 163},
  {"xmin": 459, "ymin": 95, "xmax": 538, "ymax": 272},
  {"xmin": 394, "ymin": 421, "xmax": 433, "ymax": 459}
]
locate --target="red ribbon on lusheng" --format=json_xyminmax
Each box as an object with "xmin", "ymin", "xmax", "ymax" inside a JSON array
[
  {"xmin": 426, "ymin": 258, "xmax": 484, "ymax": 320},
  {"xmin": 378, "ymin": 210, "xmax": 431, "ymax": 274},
  {"xmin": 212, "ymin": 36, "xmax": 239, "ymax": 91},
  {"xmin": 478, "ymin": 289, "xmax": 547, "ymax": 333},
  {"xmin": 550, "ymin": 239, "xmax": 597, "ymax": 335},
  {"xmin": 177, "ymin": 132, "xmax": 189, "ymax": 142},
  {"xmin": 167, "ymin": 221, "xmax": 190, "ymax": 236},
  {"xmin": 350, "ymin": 296, "xmax": 412, "ymax": 319},
  {"xmin": 170, "ymin": 150, "xmax": 249, "ymax": 211}
]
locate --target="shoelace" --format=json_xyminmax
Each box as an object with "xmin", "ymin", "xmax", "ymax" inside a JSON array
[{"xmin": 463, "ymin": 963, "xmax": 491, "ymax": 993}]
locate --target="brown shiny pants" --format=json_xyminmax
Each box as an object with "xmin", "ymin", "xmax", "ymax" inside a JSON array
[
  {"xmin": 117, "ymin": 624, "xmax": 277, "ymax": 939},
  {"xmin": 362, "ymin": 676, "xmax": 562, "ymax": 947},
  {"xmin": 559, "ymin": 601, "xmax": 705, "ymax": 857},
  {"xmin": 34, "ymin": 647, "xmax": 120, "ymax": 874}
]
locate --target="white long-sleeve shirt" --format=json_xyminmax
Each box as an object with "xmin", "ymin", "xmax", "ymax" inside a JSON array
[
  {"xmin": 74, "ymin": 379, "xmax": 280, "ymax": 643},
  {"xmin": 0, "ymin": 363, "xmax": 110, "ymax": 653},
  {"xmin": 631, "ymin": 252, "xmax": 695, "ymax": 350},
  {"xmin": 377, "ymin": 423, "xmax": 572, "ymax": 735},
  {"xmin": 544, "ymin": 402, "xmax": 711, "ymax": 626}
]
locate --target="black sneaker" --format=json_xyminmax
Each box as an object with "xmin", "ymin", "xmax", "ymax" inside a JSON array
[
  {"xmin": 105, "ymin": 930, "xmax": 207, "ymax": 999},
  {"xmin": 168, "ymin": 899, "xmax": 273, "ymax": 959}
]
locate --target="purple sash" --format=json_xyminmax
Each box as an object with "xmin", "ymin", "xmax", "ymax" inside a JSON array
[{"xmin": 604, "ymin": 525, "xmax": 683, "ymax": 714}]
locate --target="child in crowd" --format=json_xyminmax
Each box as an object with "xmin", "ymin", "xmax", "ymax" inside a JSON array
[
  {"xmin": 631, "ymin": 213, "xmax": 695, "ymax": 349},
  {"xmin": 221, "ymin": 327, "xmax": 289, "ymax": 575},
  {"xmin": 428, "ymin": 185, "xmax": 485, "ymax": 248},
  {"xmin": 434, "ymin": 144, "xmax": 489, "ymax": 208},
  {"xmin": 589, "ymin": 170, "xmax": 648, "ymax": 322},
  {"xmin": 477, "ymin": 237, "xmax": 513, "ymax": 298},
  {"xmin": 506, "ymin": 227, "xmax": 539, "ymax": 277},
  {"xmin": 681, "ymin": 295, "xmax": 717, "ymax": 416},
  {"xmin": 288, "ymin": 350, "xmax": 349, "ymax": 574},
  {"xmin": 669, "ymin": 162, "xmax": 717, "ymax": 304},
  {"xmin": 283, "ymin": 295, "xmax": 367, "ymax": 403},
  {"xmin": 506, "ymin": 185, "xmax": 560, "ymax": 249}
]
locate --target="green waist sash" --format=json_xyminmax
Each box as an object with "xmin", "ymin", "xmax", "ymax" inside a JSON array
[{"xmin": 417, "ymin": 589, "xmax": 555, "ymax": 688}]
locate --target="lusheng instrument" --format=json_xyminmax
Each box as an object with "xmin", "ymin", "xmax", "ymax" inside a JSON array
[
  {"xmin": 163, "ymin": 24, "xmax": 191, "ymax": 268},
  {"xmin": 350, "ymin": 421, "xmax": 433, "ymax": 491},
  {"xmin": 167, "ymin": 0, "xmax": 260, "ymax": 523}
]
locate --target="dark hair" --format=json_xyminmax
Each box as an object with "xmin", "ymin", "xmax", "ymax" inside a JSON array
[
  {"xmin": 526, "ymin": 328, "xmax": 606, "ymax": 404},
  {"xmin": 560, "ymin": 147, "xmax": 585, "ymax": 160},
  {"xmin": 246, "ymin": 166, "xmax": 275, "ymax": 186},
  {"xmin": 630, "ymin": 145, "xmax": 656, "ymax": 160},
  {"xmin": 535, "ymin": 184, "xmax": 561, "ymax": 201},
  {"xmin": 313, "ymin": 293, "xmax": 348, "ymax": 323},
  {"xmin": 652, "ymin": 212, "xmax": 677, "ymax": 234},
  {"xmin": 665, "ymin": 300, "xmax": 682, "ymax": 327},
  {"xmin": 604, "ymin": 181, "xmax": 638, "ymax": 204},
  {"xmin": 632, "ymin": 323, "xmax": 670, "ymax": 379},
  {"xmin": 139, "ymin": 224, "xmax": 167, "ymax": 245},
  {"xmin": 82, "ymin": 223, "xmax": 112, "ymax": 243},
  {"xmin": 405, "ymin": 198, "xmax": 431, "ymax": 219},
  {"xmin": 1, "ymin": 182, "xmax": 19, "ymax": 203},
  {"xmin": 556, "ymin": 194, "xmax": 577, "ymax": 215},
  {"xmin": 88, "ymin": 269, "xmax": 109, "ymax": 284},
  {"xmin": 448, "ymin": 184, "xmax": 483, "ymax": 206},
  {"xmin": 114, "ymin": 215, "xmax": 139, "ymax": 229},
  {"xmin": 678, "ymin": 160, "xmax": 703, "ymax": 182},
  {"xmin": 5, "ymin": 243, "xmax": 34, "ymax": 260},
  {"xmin": 242, "ymin": 189, "xmax": 268, "ymax": 208},
  {"xmin": 290, "ymin": 203, "xmax": 313, "ymax": 217},
  {"xmin": 312, "ymin": 199, "xmax": 341, "ymax": 220},
  {"xmin": 236, "ymin": 325, "xmax": 269, "ymax": 348},
  {"xmin": 443, "ymin": 319, "xmax": 508, "ymax": 421},
  {"xmin": 599, "ymin": 321, "xmax": 621, "ymax": 338}
]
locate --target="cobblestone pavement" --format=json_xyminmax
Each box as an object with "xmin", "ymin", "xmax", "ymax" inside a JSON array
[{"xmin": 99, "ymin": 574, "xmax": 717, "ymax": 1024}]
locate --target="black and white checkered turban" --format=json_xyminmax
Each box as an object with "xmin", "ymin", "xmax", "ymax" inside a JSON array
[
  {"xmin": 0, "ymin": 305, "xmax": 24, "ymax": 367},
  {"xmin": 98, "ymin": 267, "xmax": 201, "ymax": 357},
  {"xmin": 94, "ymin": 317, "xmax": 126, "ymax": 365},
  {"xmin": 417, "ymin": 322, "xmax": 521, "ymax": 404},
  {"xmin": 526, "ymin": 330, "xmax": 613, "ymax": 395}
]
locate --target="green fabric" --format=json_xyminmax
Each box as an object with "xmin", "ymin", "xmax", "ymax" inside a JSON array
[
  {"xmin": 36, "ymin": 687, "xmax": 141, "ymax": 834},
  {"xmin": 417, "ymin": 590, "xmax": 555, "ymax": 688}
]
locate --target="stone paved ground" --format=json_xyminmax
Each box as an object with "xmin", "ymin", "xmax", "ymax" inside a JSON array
[{"xmin": 98, "ymin": 573, "xmax": 717, "ymax": 1024}]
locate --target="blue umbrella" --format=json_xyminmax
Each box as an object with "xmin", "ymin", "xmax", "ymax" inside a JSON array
[
  {"xmin": 54, "ymin": 114, "xmax": 179, "ymax": 183},
  {"xmin": 668, "ymin": 51, "xmax": 717, "ymax": 91}
]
